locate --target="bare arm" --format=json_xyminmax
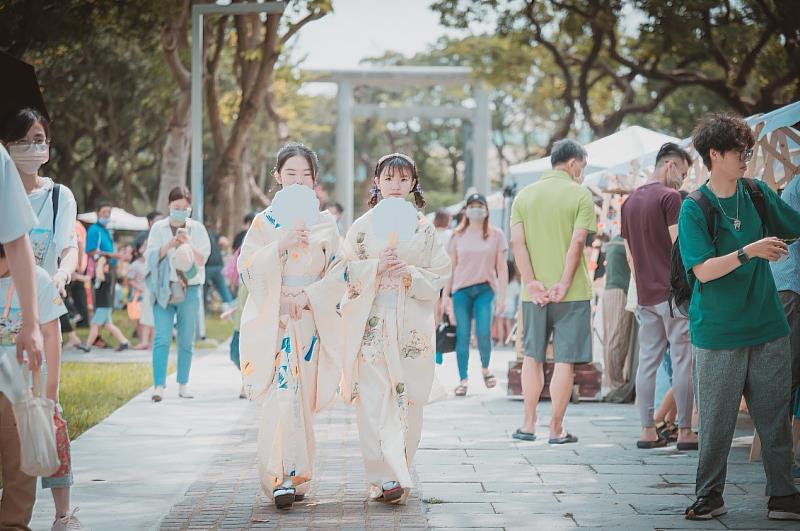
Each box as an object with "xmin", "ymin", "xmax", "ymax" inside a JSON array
[
  {"xmin": 495, "ymin": 246, "xmax": 508, "ymax": 307},
  {"xmin": 692, "ymin": 237, "xmax": 787, "ymax": 283},
  {"xmin": 42, "ymin": 319, "xmax": 61, "ymax": 401},
  {"xmin": 5, "ymin": 235, "xmax": 43, "ymax": 369},
  {"xmin": 668, "ymin": 224, "xmax": 678, "ymax": 244},
  {"xmin": 559, "ymin": 228, "xmax": 589, "ymax": 287},
  {"xmin": 623, "ymin": 238, "xmax": 635, "ymax": 278},
  {"xmin": 511, "ymin": 223, "xmax": 549, "ymax": 305}
]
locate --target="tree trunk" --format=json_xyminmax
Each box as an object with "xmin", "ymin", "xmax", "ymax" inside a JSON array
[{"xmin": 156, "ymin": 106, "xmax": 191, "ymax": 211}]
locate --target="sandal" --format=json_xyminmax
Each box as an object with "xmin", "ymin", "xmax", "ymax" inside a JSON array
[
  {"xmin": 381, "ymin": 481, "xmax": 403, "ymax": 503},
  {"xmin": 549, "ymin": 432, "xmax": 579, "ymax": 444},
  {"xmin": 512, "ymin": 428, "xmax": 536, "ymax": 441},
  {"xmin": 637, "ymin": 434, "xmax": 669, "ymax": 449},
  {"xmin": 483, "ymin": 372, "xmax": 497, "ymax": 389},
  {"xmin": 656, "ymin": 421, "xmax": 678, "ymax": 442},
  {"xmin": 273, "ymin": 486, "xmax": 296, "ymax": 509},
  {"xmin": 454, "ymin": 384, "xmax": 467, "ymax": 397}
]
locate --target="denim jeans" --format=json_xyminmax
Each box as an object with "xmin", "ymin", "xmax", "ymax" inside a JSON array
[
  {"xmin": 152, "ymin": 285, "xmax": 201, "ymax": 387},
  {"xmin": 452, "ymin": 282, "xmax": 495, "ymax": 381},
  {"xmin": 230, "ymin": 330, "xmax": 240, "ymax": 369},
  {"xmin": 205, "ymin": 265, "xmax": 233, "ymax": 304}
]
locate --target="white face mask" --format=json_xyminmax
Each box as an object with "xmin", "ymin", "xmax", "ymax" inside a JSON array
[
  {"xmin": 8, "ymin": 143, "xmax": 49, "ymax": 175},
  {"xmin": 465, "ymin": 206, "xmax": 487, "ymax": 220}
]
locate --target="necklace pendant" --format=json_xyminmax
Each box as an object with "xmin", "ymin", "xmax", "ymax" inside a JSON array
[{"xmin": 733, "ymin": 219, "xmax": 742, "ymax": 231}]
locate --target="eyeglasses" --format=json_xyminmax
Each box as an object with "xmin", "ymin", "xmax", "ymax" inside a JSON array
[
  {"xmin": 738, "ymin": 148, "xmax": 753, "ymax": 163},
  {"xmin": 8, "ymin": 139, "xmax": 50, "ymax": 154}
]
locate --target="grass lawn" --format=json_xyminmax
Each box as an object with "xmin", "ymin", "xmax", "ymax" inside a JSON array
[
  {"xmin": 60, "ymin": 362, "xmax": 157, "ymax": 440},
  {"xmin": 65, "ymin": 309, "xmax": 233, "ymax": 348}
]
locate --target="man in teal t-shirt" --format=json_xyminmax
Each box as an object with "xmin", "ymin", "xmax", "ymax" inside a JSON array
[{"xmin": 679, "ymin": 113, "xmax": 800, "ymax": 522}]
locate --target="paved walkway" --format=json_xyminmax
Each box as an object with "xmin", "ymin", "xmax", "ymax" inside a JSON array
[{"xmin": 28, "ymin": 343, "xmax": 799, "ymax": 530}]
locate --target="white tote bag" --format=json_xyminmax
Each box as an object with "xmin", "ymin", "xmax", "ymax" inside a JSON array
[{"xmin": 13, "ymin": 366, "xmax": 60, "ymax": 477}]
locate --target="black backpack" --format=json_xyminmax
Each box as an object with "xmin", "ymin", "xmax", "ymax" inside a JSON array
[{"xmin": 668, "ymin": 178, "xmax": 766, "ymax": 317}]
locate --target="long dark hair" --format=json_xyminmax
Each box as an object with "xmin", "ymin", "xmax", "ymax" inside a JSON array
[
  {"xmin": 1, "ymin": 107, "xmax": 50, "ymax": 143},
  {"xmin": 273, "ymin": 142, "xmax": 319, "ymax": 182},
  {"xmin": 369, "ymin": 153, "xmax": 426, "ymax": 208}
]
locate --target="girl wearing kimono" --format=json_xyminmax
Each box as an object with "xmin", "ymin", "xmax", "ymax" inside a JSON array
[
  {"xmin": 237, "ymin": 143, "xmax": 344, "ymax": 510},
  {"xmin": 341, "ymin": 153, "xmax": 451, "ymax": 504}
]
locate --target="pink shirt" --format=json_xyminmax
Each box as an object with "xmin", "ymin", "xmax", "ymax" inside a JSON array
[{"xmin": 447, "ymin": 225, "xmax": 507, "ymax": 293}]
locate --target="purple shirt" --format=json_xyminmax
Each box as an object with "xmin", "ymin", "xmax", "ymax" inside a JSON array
[{"xmin": 621, "ymin": 182, "xmax": 682, "ymax": 306}]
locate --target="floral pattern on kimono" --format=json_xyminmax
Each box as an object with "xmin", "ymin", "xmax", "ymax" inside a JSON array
[
  {"xmin": 339, "ymin": 207, "xmax": 451, "ymax": 493},
  {"xmin": 238, "ymin": 207, "xmax": 345, "ymax": 497}
]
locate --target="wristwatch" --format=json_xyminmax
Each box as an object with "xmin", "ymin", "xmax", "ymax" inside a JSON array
[{"xmin": 737, "ymin": 248, "xmax": 750, "ymax": 265}]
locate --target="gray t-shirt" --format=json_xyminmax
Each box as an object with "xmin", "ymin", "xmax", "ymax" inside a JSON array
[{"xmin": 0, "ymin": 144, "xmax": 37, "ymax": 244}]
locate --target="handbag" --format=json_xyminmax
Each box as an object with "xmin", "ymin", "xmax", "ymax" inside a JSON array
[
  {"xmin": 435, "ymin": 313, "xmax": 457, "ymax": 354},
  {"xmin": 168, "ymin": 281, "xmax": 185, "ymax": 305},
  {"xmin": 13, "ymin": 366, "xmax": 60, "ymax": 477}
]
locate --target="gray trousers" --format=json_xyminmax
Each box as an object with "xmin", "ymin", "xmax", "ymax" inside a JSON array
[
  {"xmin": 694, "ymin": 336, "xmax": 798, "ymax": 498},
  {"xmin": 635, "ymin": 302, "xmax": 694, "ymax": 428}
]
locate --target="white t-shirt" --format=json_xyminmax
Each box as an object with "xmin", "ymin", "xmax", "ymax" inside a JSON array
[
  {"xmin": 0, "ymin": 267, "xmax": 66, "ymax": 346},
  {"xmin": 126, "ymin": 259, "xmax": 147, "ymax": 293},
  {"xmin": 27, "ymin": 177, "xmax": 78, "ymax": 276},
  {"xmin": 0, "ymin": 145, "xmax": 37, "ymax": 244},
  {"xmin": 146, "ymin": 218, "xmax": 211, "ymax": 286}
]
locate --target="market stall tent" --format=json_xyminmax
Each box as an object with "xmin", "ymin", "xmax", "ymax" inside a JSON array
[{"xmin": 78, "ymin": 207, "xmax": 148, "ymax": 232}]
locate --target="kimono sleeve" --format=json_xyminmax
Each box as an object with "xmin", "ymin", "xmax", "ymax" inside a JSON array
[
  {"xmin": 237, "ymin": 214, "xmax": 280, "ymax": 304},
  {"xmin": 407, "ymin": 226, "xmax": 451, "ymax": 302}
]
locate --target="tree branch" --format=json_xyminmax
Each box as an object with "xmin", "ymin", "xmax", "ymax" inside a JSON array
[
  {"xmin": 279, "ymin": 8, "xmax": 329, "ymax": 48},
  {"xmin": 701, "ymin": 8, "xmax": 729, "ymax": 75},
  {"xmin": 734, "ymin": 22, "xmax": 778, "ymax": 87}
]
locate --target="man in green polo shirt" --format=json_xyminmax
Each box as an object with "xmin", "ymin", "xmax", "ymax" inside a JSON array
[
  {"xmin": 509, "ymin": 139, "xmax": 596, "ymax": 445},
  {"xmin": 680, "ymin": 113, "xmax": 800, "ymax": 521}
]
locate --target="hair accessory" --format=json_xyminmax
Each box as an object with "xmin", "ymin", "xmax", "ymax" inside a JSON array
[
  {"xmin": 414, "ymin": 182, "xmax": 423, "ymax": 193},
  {"xmin": 377, "ymin": 152, "xmax": 416, "ymax": 168}
]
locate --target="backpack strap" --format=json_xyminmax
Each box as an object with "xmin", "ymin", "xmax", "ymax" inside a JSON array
[
  {"xmin": 741, "ymin": 178, "xmax": 767, "ymax": 234},
  {"xmin": 687, "ymin": 190, "xmax": 716, "ymax": 241},
  {"xmin": 51, "ymin": 183, "xmax": 61, "ymax": 234}
]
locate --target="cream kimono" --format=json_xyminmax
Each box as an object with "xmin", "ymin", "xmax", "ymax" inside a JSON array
[
  {"xmin": 238, "ymin": 208, "xmax": 344, "ymax": 498},
  {"xmin": 340, "ymin": 209, "xmax": 451, "ymax": 498}
]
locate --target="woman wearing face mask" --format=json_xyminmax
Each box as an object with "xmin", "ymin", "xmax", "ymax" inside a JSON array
[
  {"xmin": 145, "ymin": 186, "xmax": 211, "ymax": 402},
  {"xmin": 444, "ymin": 193, "xmax": 508, "ymax": 397},
  {"xmin": 2, "ymin": 107, "xmax": 84, "ymax": 530},
  {"xmin": 341, "ymin": 153, "xmax": 450, "ymax": 504},
  {"xmin": 237, "ymin": 143, "xmax": 344, "ymax": 509}
]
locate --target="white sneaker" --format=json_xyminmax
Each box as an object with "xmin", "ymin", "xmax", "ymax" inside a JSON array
[
  {"xmin": 52, "ymin": 508, "xmax": 82, "ymax": 530},
  {"xmin": 151, "ymin": 386, "xmax": 165, "ymax": 402},
  {"xmin": 178, "ymin": 384, "xmax": 194, "ymax": 399}
]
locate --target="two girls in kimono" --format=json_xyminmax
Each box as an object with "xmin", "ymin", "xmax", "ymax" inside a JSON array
[{"xmin": 239, "ymin": 145, "xmax": 450, "ymax": 510}]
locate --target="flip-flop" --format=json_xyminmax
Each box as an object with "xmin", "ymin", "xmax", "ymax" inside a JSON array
[
  {"xmin": 273, "ymin": 487, "xmax": 296, "ymax": 509},
  {"xmin": 483, "ymin": 372, "xmax": 497, "ymax": 389},
  {"xmin": 637, "ymin": 434, "xmax": 669, "ymax": 449},
  {"xmin": 677, "ymin": 441, "xmax": 699, "ymax": 451},
  {"xmin": 512, "ymin": 429, "xmax": 536, "ymax": 441},
  {"xmin": 454, "ymin": 384, "xmax": 467, "ymax": 397},
  {"xmin": 381, "ymin": 481, "xmax": 403, "ymax": 503},
  {"xmin": 548, "ymin": 433, "xmax": 578, "ymax": 444}
]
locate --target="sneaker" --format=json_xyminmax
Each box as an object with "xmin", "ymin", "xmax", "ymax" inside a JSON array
[
  {"xmin": 75, "ymin": 343, "xmax": 91, "ymax": 353},
  {"xmin": 52, "ymin": 508, "xmax": 82, "ymax": 530},
  {"xmin": 685, "ymin": 495, "xmax": 727, "ymax": 520},
  {"xmin": 115, "ymin": 342, "xmax": 129, "ymax": 352},
  {"xmin": 273, "ymin": 486, "xmax": 295, "ymax": 509},
  {"xmin": 239, "ymin": 386, "xmax": 247, "ymax": 400},
  {"xmin": 151, "ymin": 386, "xmax": 165, "ymax": 402},
  {"xmin": 768, "ymin": 493, "xmax": 800, "ymax": 520},
  {"xmin": 178, "ymin": 384, "xmax": 194, "ymax": 399},
  {"xmin": 381, "ymin": 480, "xmax": 403, "ymax": 503}
]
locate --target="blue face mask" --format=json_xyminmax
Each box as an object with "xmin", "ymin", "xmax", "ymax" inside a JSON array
[
  {"xmin": 170, "ymin": 208, "xmax": 191, "ymax": 224},
  {"xmin": 98, "ymin": 217, "xmax": 110, "ymax": 227}
]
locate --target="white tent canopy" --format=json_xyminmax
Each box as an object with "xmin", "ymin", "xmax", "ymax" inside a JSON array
[
  {"xmin": 505, "ymin": 125, "xmax": 681, "ymax": 189},
  {"xmin": 78, "ymin": 207, "xmax": 148, "ymax": 232}
]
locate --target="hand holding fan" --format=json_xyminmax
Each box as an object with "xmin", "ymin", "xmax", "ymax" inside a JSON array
[{"xmin": 271, "ymin": 185, "xmax": 319, "ymax": 265}]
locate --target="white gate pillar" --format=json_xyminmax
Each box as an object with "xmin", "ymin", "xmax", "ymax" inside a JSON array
[
  {"xmin": 336, "ymin": 80, "xmax": 354, "ymax": 228},
  {"xmin": 473, "ymin": 84, "xmax": 491, "ymax": 195}
]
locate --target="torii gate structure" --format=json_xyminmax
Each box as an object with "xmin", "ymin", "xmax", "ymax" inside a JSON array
[{"xmin": 306, "ymin": 66, "xmax": 491, "ymax": 227}]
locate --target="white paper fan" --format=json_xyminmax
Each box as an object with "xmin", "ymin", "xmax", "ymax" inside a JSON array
[
  {"xmin": 271, "ymin": 184, "xmax": 320, "ymax": 228},
  {"xmin": 371, "ymin": 197, "xmax": 418, "ymax": 244}
]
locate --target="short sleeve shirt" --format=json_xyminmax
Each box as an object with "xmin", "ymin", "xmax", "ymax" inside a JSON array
[
  {"xmin": 620, "ymin": 182, "xmax": 682, "ymax": 306},
  {"xmin": 0, "ymin": 267, "xmax": 67, "ymax": 346},
  {"xmin": 146, "ymin": 218, "xmax": 212, "ymax": 286},
  {"xmin": 447, "ymin": 226, "xmax": 507, "ymax": 293},
  {"xmin": 679, "ymin": 179, "xmax": 800, "ymax": 350},
  {"xmin": 27, "ymin": 177, "xmax": 78, "ymax": 276},
  {"xmin": 86, "ymin": 223, "xmax": 116, "ymax": 265},
  {"xmin": 0, "ymin": 145, "xmax": 37, "ymax": 244},
  {"xmin": 510, "ymin": 170, "xmax": 596, "ymax": 302},
  {"xmin": 770, "ymin": 174, "xmax": 800, "ymax": 295},
  {"xmin": 604, "ymin": 235, "xmax": 631, "ymax": 292}
]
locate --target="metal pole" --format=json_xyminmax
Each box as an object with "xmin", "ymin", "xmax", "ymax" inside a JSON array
[
  {"xmin": 336, "ymin": 80, "xmax": 354, "ymax": 228},
  {"xmin": 190, "ymin": 6, "xmax": 204, "ymax": 223},
  {"xmin": 473, "ymin": 84, "xmax": 491, "ymax": 195}
]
